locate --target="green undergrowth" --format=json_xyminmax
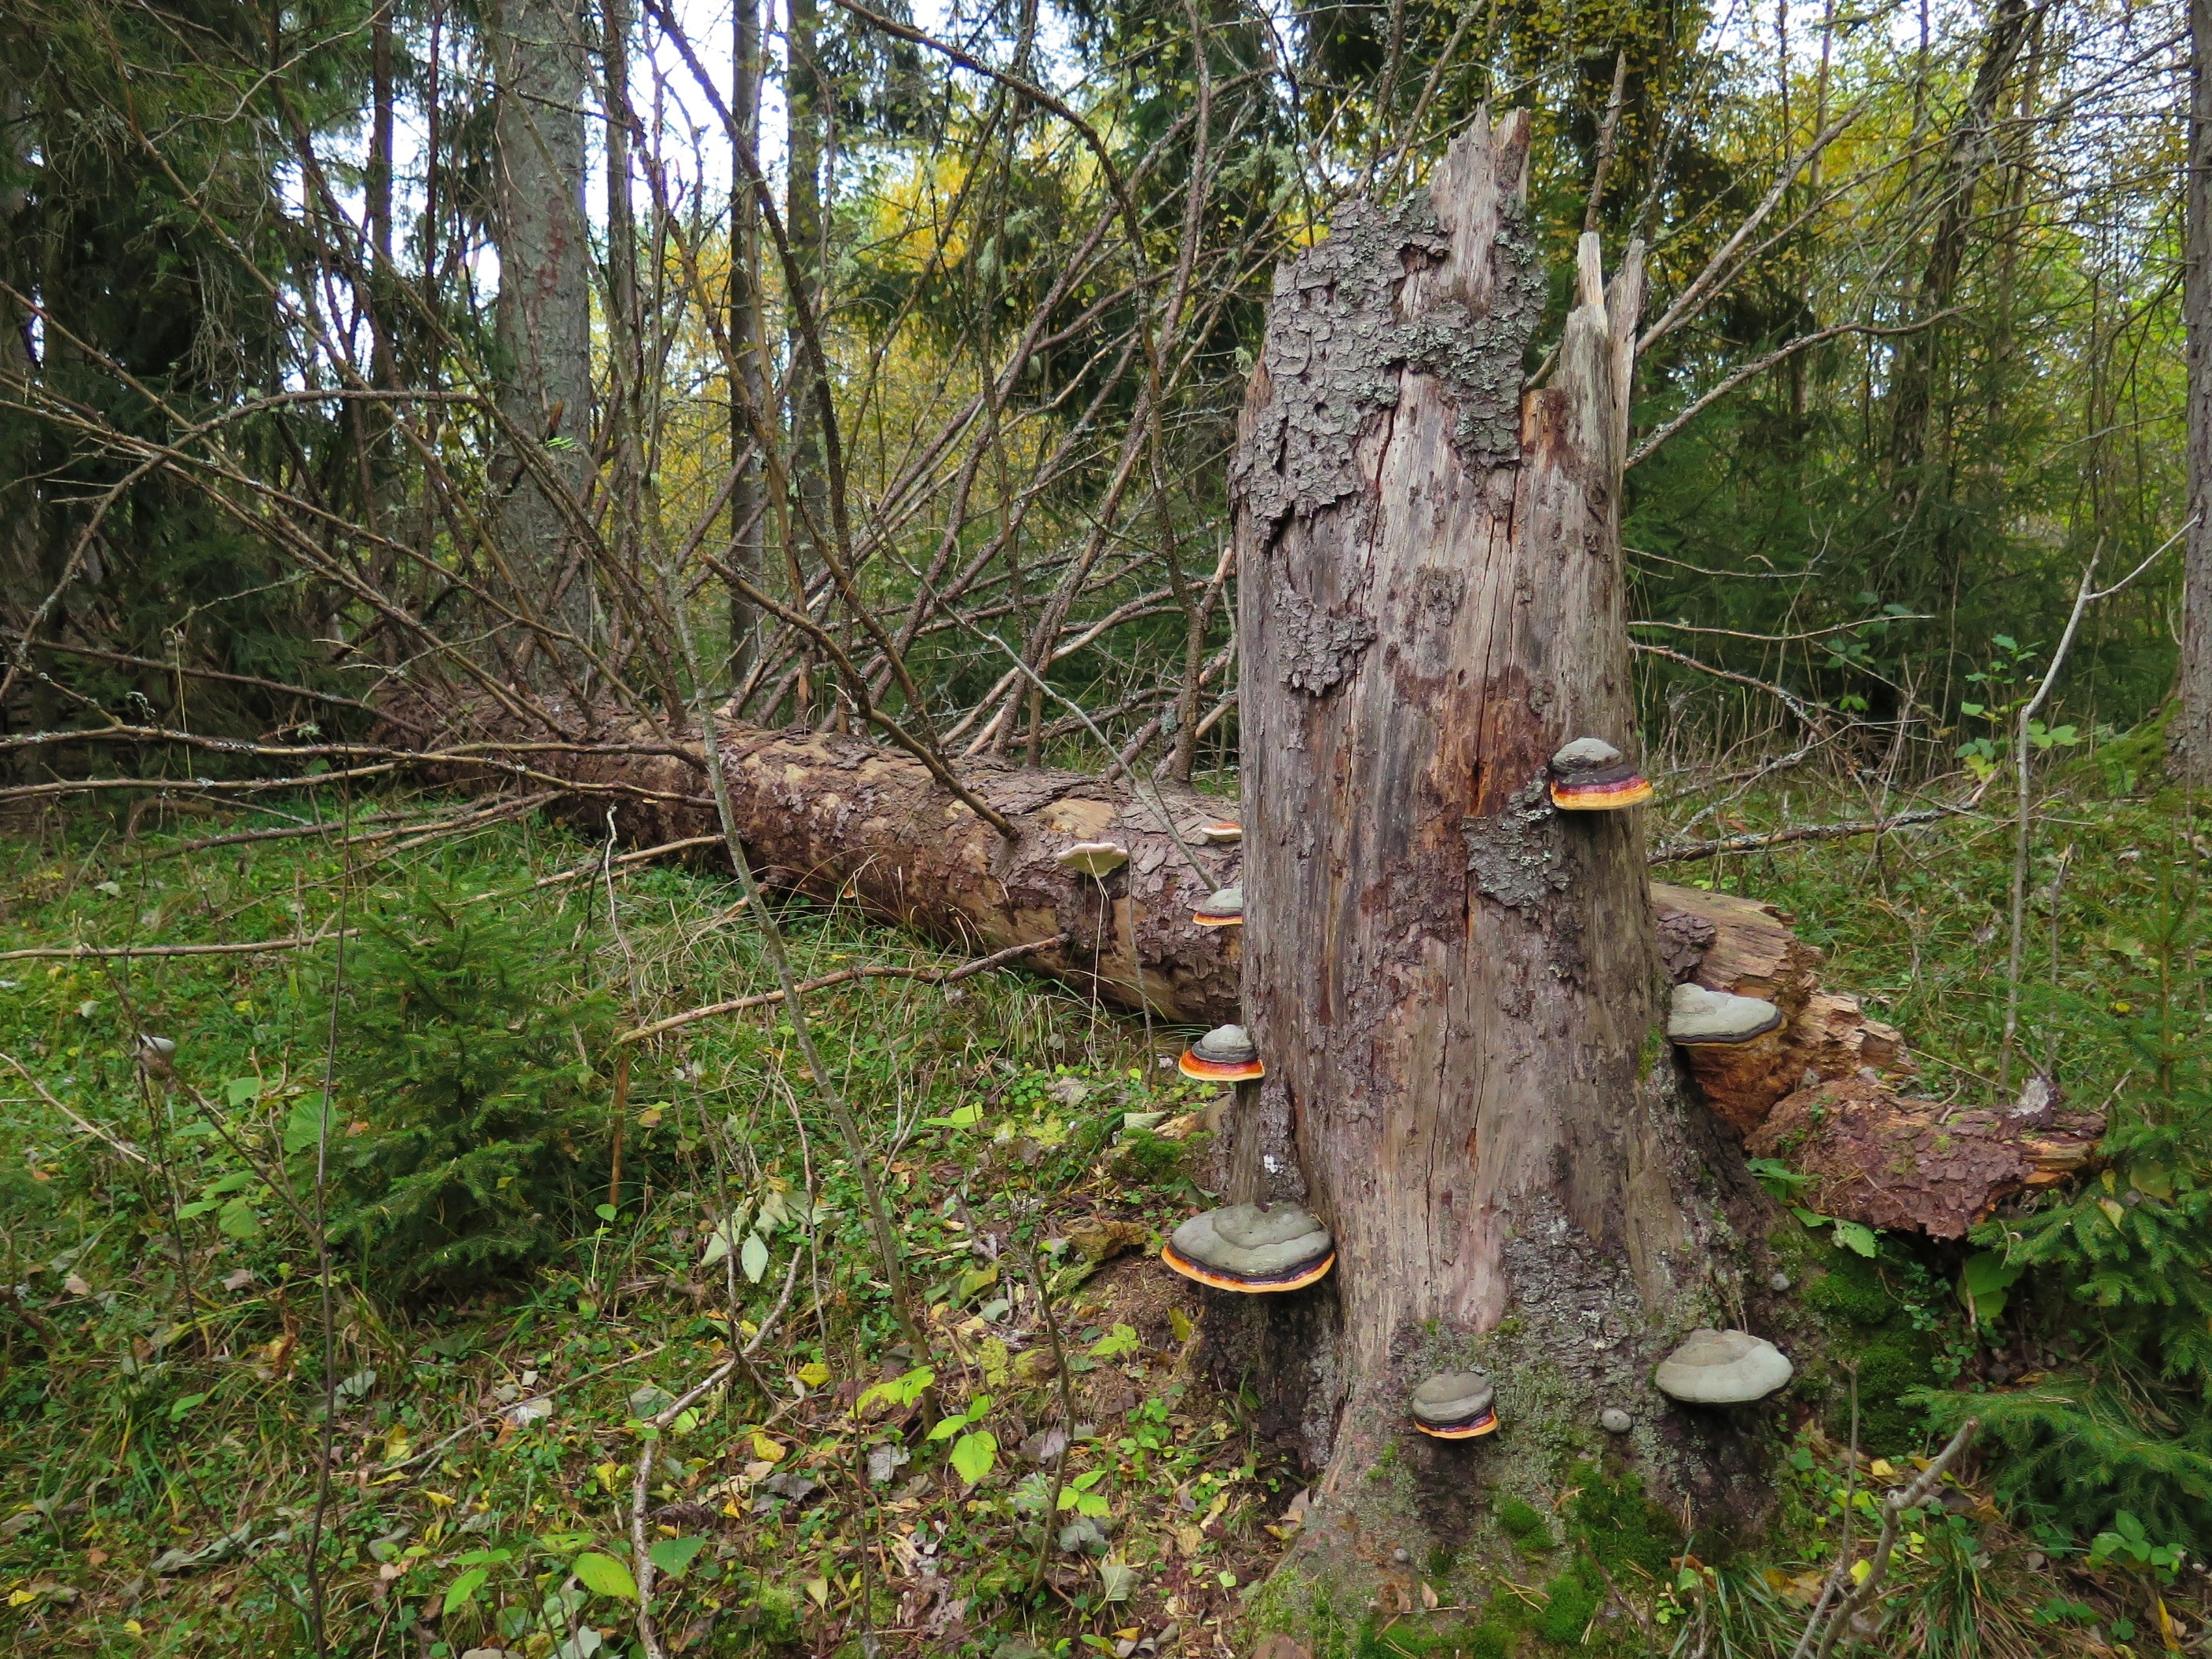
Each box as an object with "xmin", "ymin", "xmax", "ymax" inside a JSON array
[
  {"xmin": 0, "ymin": 800, "xmax": 1271, "ymax": 1656},
  {"xmin": 2, "ymin": 725, "xmax": 2209, "ymax": 1658}
]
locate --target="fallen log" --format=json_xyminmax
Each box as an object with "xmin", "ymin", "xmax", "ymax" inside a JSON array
[
  {"xmin": 1745, "ymin": 1076, "xmax": 2104, "ymax": 1239},
  {"xmin": 405, "ymin": 707, "xmax": 2097, "ymax": 1236}
]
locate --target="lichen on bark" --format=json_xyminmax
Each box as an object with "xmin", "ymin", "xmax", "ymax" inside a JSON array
[
  {"xmin": 1461, "ymin": 774, "xmax": 1571, "ymax": 913},
  {"xmin": 1231, "ymin": 186, "xmax": 1544, "ymax": 537}
]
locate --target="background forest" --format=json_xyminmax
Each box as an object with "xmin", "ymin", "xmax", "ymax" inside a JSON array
[{"xmin": 2, "ymin": 0, "xmax": 2210, "ymax": 1651}]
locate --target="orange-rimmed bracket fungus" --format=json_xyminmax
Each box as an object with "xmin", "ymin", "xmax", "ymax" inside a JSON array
[
  {"xmin": 1196, "ymin": 819, "xmax": 1243, "ymax": 844},
  {"xmin": 1410, "ymin": 1371, "xmax": 1498, "ymax": 1439},
  {"xmin": 1192, "ymin": 885, "xmax": 1243, "ymax": 928},
  {"xmin": 1547, "ymin": 737, "xmax": 1653, "ymax": 811},
  {"xmin": 1177, "ymin": 1024, "xmax": 1263, "ymax": 1082},
  {"xmin": 1667, "ymin": 982, "xmax": 1783, "ymax": 1047},
  {"xmin": 1161, "ymin": 1203, "xmax": 1334, "ymax": 1292},
  {"xmin": 1653, "ymin": 1329, "xmax": 1793, "ymax": 1404},
  {"xmin": 1057, "ymin": 840, "xmax": 1130, "ymax": 878}
]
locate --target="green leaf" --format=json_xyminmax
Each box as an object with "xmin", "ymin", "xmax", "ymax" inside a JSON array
[
  {"xmin": 950, "ymin": 1430, "xmax": 998, "ymax": 1485},
  {"xmin": 1831, "ymin": 1221, "xmax": 1878, "ymax": 1258},
  {"xmin": 855, "ymin": 1366, "xmax": 936, "ymax": 1414},
  {"xmin": 1791, "ymin": 1207, "xmax": 1831, "ymax": 1228},
  {"xmin": 1089, "ymin": 1324, "xmax": 1141, "ymax": 1360},
  {"xmin": 1959, "ymin": 1251, "xmax": 2023, "ymax": 1325},
  {"xmin": 174, "ymin": 1199, "xmax": 219, "ymax": 1220},
  {"xmin": 442, "ymin": 1566, "xmax": 490, "ymax": 1616},
  {"xmin": 595, "ymin": 1203, "xmax": 618, "ymax": 1222},
  {"xmin": 169, "ymin": 1391, "xmax": 210, "ymax": 1423},
  {"xmin": 282, "ymin": 1097, "xmax": 328, "ymax": 1156},
  {"xmin": 647, "ymin": 1536, "xmax": 707, "ymax": 1578},
  {"xmin": 740, "ymin": 1232, "xmax": 770, "ymax": 1284},
  {"xmin": 217, "ymin": 1194, "xmax": 262, "ymax": 1240},
  {"xmin": 572, "ymin": 1551, "xmax": 639, "ymax": 1602},
  {"xmin": 924, "ymin": 1102, "xmax": 984, "ymax": 1129}
]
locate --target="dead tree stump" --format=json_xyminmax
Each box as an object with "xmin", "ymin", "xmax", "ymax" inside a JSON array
[{"xmin": 1217, "ymin": 112, "xmax": 1772, "ymax": 1607}]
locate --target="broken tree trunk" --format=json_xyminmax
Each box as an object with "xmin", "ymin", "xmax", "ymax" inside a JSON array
[{"xmin": 1215, "ymin": 113, "xmax": 1765, "ymax": 1604}]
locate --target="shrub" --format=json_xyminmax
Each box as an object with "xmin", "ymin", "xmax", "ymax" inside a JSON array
[{"xmin": 313, "ymin": 895, "xmax": 620, "ymax": 1293}]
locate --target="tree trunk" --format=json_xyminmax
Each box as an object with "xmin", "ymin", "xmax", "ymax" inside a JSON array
[
  {"xmin": 727, "ymin": 0, "xmax": 767, "ymax": 689},
  {"xmin": 489, "ymin": 0, "xmax": 593, "ymax": 640},
  {"xmin": 2179, "ymin": 0, "xmax": 2212, "ymax": 782},
  {"xmin": 784, "ymin": 0, "xmax": 828, "ymax": 722},
  {"xmin": 1217, "ymin": 113, "xmax": 1767, "ymax": 1606}
]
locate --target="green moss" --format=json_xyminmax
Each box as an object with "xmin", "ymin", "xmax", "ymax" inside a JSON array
[
  {"xmin": 1566, "ymin": 1463, "xmax": 1679, "ymax": 1579},
  {"xmin": 1534, "ymin": 1558, "xmax": 1603, "ymax": 1644},
  {"xmin": 1801, "ymin": 1250, "xmax": 1896, "ymax": 1327},
  {"xmin": 1496, "ymin": 1496, "xmax": 1552, "ymax": 1548}
]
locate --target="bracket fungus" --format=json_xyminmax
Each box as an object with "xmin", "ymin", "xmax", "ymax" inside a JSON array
[
  {"xmin": 1177, "ymin": 1024, "xmax": 1264, "ymax": 1082},
  {"xmin": 1547, "ymin": 737, "xmax": 1653, "ymax": 811},
  {"xmin": 1196, "ymin": 819, "xmax": 1243, "ymax": 844},
  {"xmin": 1161, "ymin": 1203, "xmax": 1334, "ymax": 1292},
  {"xmin": 1410, "ymin": 1370, "xmax": 1498, "ymax": 1439},
  {"xmin": 1192, "ymin": 885, "xmax": 1244, "ymax": 928},
  {"xmin": 1653, "ymin": 1329, "xmax": 1793, "ymax": 1404},
  {"xmin": 1057, "ymin": 840, "xmax": 1130, "ymax": 878},
  {"xmin": 1668, "ymin": 982, "xmax": 1784, "ymax": 1047}
]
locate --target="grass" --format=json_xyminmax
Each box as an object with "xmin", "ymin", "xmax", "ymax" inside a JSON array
[{"xmin": 0, "ymin": 736, "xmax": 2206, "ymax": 1657}]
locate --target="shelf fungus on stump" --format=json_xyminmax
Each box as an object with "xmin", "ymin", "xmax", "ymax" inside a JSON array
[
  {"xmin": 1547, "ymin": 737, "xmax": 1653, "ymax": 811},
  {"xmin": 1177, "ymin": 1024, "xmax": 1264, "ymax": 1082},
  {"xmin": 1192, "ymin": 885, "xmax": 1244, "ymax": 928},
  {"xmin": 1654, "ymin": 1330, "xmax": 1793, "ymax": 1405},
  {"xmin": 1161, "ymin": 1203, "xmax": 1334, "ymax": 1293},
  {"xmin": 1410, "ymin": 1371, "xmax": 1499, "ymax": 1439},
  {"xmin": 1057, "ymin": 840, "xmax": 1130, "ymax": 878},
  {"xmin": 1196, "ymin": 819, "xmax": 1243, "ymax": 845},
  {"xmin": 1667, "ymin": 982, "xmax": 1784, "ymax": 1047}
]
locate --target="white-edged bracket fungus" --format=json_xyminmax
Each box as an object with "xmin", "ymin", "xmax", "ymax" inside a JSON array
[
  {"xmin": 1668, "ymin": 982, "xmax": 1784, "ymax": 1047},
  {"xmin": 1547, "ymin": 737, "xmax": 1654, "ymax": 811},
  {"xmin": 1161, "ymin": 1203, "xmax": 1333, "ymax": 1293},
  {"xmin": 1177, "ymin": 1024, "xmax": 1263, "ymax": 1082},
  {"xmin": 1196, "ymin": 819, "xmax": 1243, "ymax": 844},
  {"xmin": 1654, "ymin": 1329, "xmax": 1793, "ymax": 1404},
  {"xmin": 1192, "ymin": 885, "xmax": 1243, "ymax": 928},
  {"xmin": 137, "ymin": 1035, "xmax": 177, "ymax": 1060},
  {"xmin": 1410, "ymin": 1371, "xmax": 1498, "ymax": 1439},
  {"xmin": 1057, "ymin": 840, "xmax": 1130, "ymax": 878}
]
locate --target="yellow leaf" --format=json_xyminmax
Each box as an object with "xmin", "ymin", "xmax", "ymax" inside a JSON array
[
  {"xmin": 125, "ymin": 1620, "xmax": 145, "ymax": 1636},
  {"xmin": 595, "ymin": 1462, "xmax": 624, "ymax": 1489},
  {"xmin": 8, "ymin": 1589, "xmax": 37, "ymax": 1608},
  {"xmin": 1869, "ymin": 1459, "xmax": 1897, "ymax": 1478},
  {"xmin": 1169, "ymin": 1308, "xmax": 1195, "ymax": 1345},
  {"xmin": 2100, "ymin": 1197, "xmax": 2128, "ymax": 1227},
  {"xmin": 797, "ymin": 1361, "xmax": 831, "ymax": 1387},
  {"xmin": 425, "ymin": 1490, "xmax": 456, "ymax": 1508},
  {"xmin": 638, "ymin": 1106, "xmax": 665, "ymax": 1129},
  {"xmin": 805, "ymin": 1575, "xmax": 830, "ymax": 1607},
  {"xmin": 382, "ymin": 1427, "xmax": 411, "ymax": 1464},
  {"xmin": 752, "ymin": 1431, "xmax": 786, "ymax": 1463},
  {"xmin": 1849, "ymin": 1558, "xmax": 1872, "ymax": 1585}
]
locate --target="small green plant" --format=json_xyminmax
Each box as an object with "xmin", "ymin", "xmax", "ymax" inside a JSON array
[
  {"xmin": 316, "ymin": 895, "xmax": 620, "ymax": 1292},
  {"xmin": 1954, "ymin": 634, "xmax": 2082, "ymax": 782}
]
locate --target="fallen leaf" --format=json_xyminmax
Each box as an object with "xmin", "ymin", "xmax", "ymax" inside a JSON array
[{"xmin": 63, "ymin": 1273, "xmax": 91, "ymax": 1296}]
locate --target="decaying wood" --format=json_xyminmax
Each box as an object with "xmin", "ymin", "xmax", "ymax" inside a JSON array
[
  {"xmin": 1652, "ymin": 881, "xmax": 1910, "ymax": 1136},
  {"xmin": 1746, "ymin": 1075, "xmax": 2104, "ymax": 1238}
]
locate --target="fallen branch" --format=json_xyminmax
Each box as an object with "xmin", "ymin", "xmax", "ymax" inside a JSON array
[
  {"xmin": 3, "ymin": 1051, "xmax": 148, "ymax": 1164},
  {"xmin": 616, "ymin": 933, "xmax": 1068, "ymax": 1045},
  {"xmin": 0, "ymin": 932, "xmax": 354, "ymax": 963},
  {"xmin": 1650, "ymin": 803, "xmax": 1976, "ymax": 864},
  {"xmin": 1794, "ymin": 1418, "xmax": 1978, "ymax": 1659}
]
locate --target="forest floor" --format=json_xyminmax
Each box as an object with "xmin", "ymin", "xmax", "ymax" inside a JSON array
[{"xmin": 1, "ymin": 735, "xmax": 2207, "ymax": 1658}]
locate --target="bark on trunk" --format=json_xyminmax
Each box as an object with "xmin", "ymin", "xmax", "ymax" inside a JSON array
[
  {"xmin": 1213, "ymin": 115, "xmax": 1767, "ymax": 1604},
  {"xmin": 489, "ymin": 0, "xmax": 593, "ymax": 639},
  {"xmin": 2180, "ymin": 0, "xmax": 2212, "ymax": 782}
]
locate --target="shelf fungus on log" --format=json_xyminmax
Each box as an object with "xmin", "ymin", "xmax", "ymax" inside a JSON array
[
  {"xmin": 1196, "ymin": 819, "xmax": 1243, "ymax": 844},
  {"xmin": 1410, "ymin": 1371, "xmax": 1499, "ymax": 1439},
  {"xmin": 1161, "ymin": 1203, "xmax": 1334, "ymax": 1292},
  {"xmin": 1745, "ymin": 1075, "xmax": 2105, "ymax": 1239},
  {"xmin": 1192, "ymin": 886, "xmax": 1244, "ymax": 928},
  {"xmin": 1652, "ymin": 881, "xmax": 1910, "ymax": 1139},
  {"xmin": 1654, "ymin": 1329, "xmax": 1793, "ymax": 1404},
  {"xmin": 1178, "ymin": 1024, "xmax": 1264, "ymax": 1082},
  {"xmin": 1057, "ymin": 840, "xmax": 1130, "ymax": 877},
  {"xmin": 1547, "ymin": 737, "xmax": 1653, "ymax": 811},
  {"xmin": 1668, "ymin": 983, "xmax": 1784, "ymax": 1046}
]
